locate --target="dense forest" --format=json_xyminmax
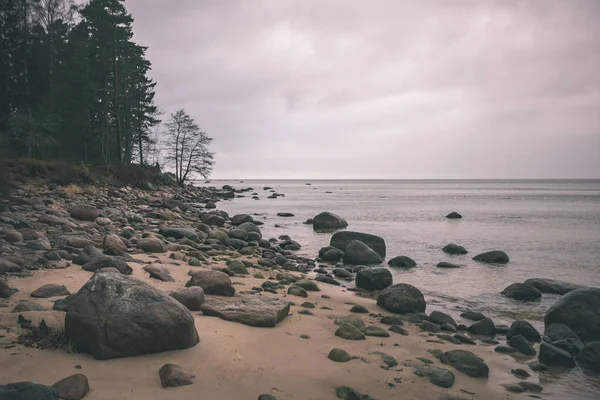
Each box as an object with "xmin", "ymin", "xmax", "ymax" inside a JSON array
[{"xmin": 0, "ymin": 0, "xmax": 211, "ymax": 179}]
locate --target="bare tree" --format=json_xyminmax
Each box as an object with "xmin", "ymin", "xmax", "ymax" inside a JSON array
[{"xmin": 163, "ymin": 109, "xmax": 214, "ymax": 185}]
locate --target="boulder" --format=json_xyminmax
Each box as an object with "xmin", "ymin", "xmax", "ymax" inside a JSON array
[
  {"xmin": 11, "ymin": 299, "xmax": 47, "ymax": 312},
  {"xmin": 330, "ymin": 231, "xmax": 386, "ymax": 258},
  {"xmin": 142, "ymin": 264, "xmax": 174, "ymax": 282},
  {"xmin": 388, "ymin": 256, "xmax": 416, "ymax": 268},
  {"xmin": 232, "ymin": 214, "xmax": 253, "ymax": 225},
  {"xmin": 524, "ymin": 278, "xmax": 584, "ymax": 295},
  {"xmin": 440, "ymin": 350, "xmax": 489, "ymax": 378},
  {"xmin": 377, "ymin": 283, "xmax": 426, "ymax": 314},
  {"xmin": 237, "ymin": 222, "xmax": 262, "ymax": 238},
  {"xmin": 355, "ymin": 268, "xmax": 392, "ymax": 291},
  {"xmin": 442, "ymin": 243, "xmax": 468, "ymax": 255},
  {"xmin": 137, "ymin": 237, "xmax": 167, "ymax": 253},
  {"xmin": 186, "ymin": 269, "xmax": 235, "ymax": 296},
  {"xmin": 446, "ymin": 212, "xmax": 462, "ymax": 219},
  {"xmin": 52, "ymin": 374, "xmax": 89, "ymax": 400},
  {"xmin": 65, "ymin": 272, "xmax": 199, "ymax": 359},
  {"xmin": 467, "ymin": 318, "xmax": 495, "ymax": 335},
  {"xmin": 312, "ymin": 212, "xmax": 348, "ymax": 231},
  {"xmin": 335, "ymin": 323, "xmax": 365, "ymax": 340},
  {"xmin": 0, "ymin": 257, "xmax": 21, "ymax": 273},
  {"xmin": 507, "ymin": 321, "xmax": 541, "ymax": 342},
  {"xmin": 328, "ymin": 348, "xmax": 352, "ymax": 362},
  {"xmin": 200, "ymin": 296, "xmax": 290, "ymax": 327},
  {"xmin": 539, "ymin": 342, "xmax": 575, "ymax": 367},
  {"xmin": 544, "ymin": 287, "xmax": 600, "ymax": 342},
  {"xmin": 69, "ymin": 204, "xmax": 100, "ymax": 221},
  {"xmin": 294, "ymin": 279, "xmax": 320, "ymax": 291},
  {"xmin": 68, "ymin": 237, "xmax": 96, "ymax": 249},
  {"xmin": 287, "ymin": 286, "xmax": 308, "ymax": 297},
  {"xmin": 228, "ymin": 260, "xmax": 248, "ymax": 275},
  {"xmin": 502, "ymin": 283, "xmax": 541, "ymax": 301},
  {"xmin": 0, "ymin": 382, "xmax": 58, "ymax": 400},
  {"xmin": 0, "ymin": 279, "xmax": 17, "ymax": 298},
  {"xmin": 82, "ymin": 256, "xmax": 132, "ymax": 275},
  {"xmin": 342, "ymin": 240, "xmax": 383, "ymax": 265},
  {"xmin": 170, "ymin": 287, "xmax": 205, "ymax": 311},
  {"xmin": 31, "ymin": 284, "xmax": 70, "ymax": 298},
  {"xmin": 413, "ymin": 365, "xmax": 455, "ymax": 388},
  {"xmin": 429, "ymin": 311, "xmax": 457, "ymax": 327},
  {"xmin": 576, "ymin": 342, "xmax": 600, "ymax": 372},
  {"xmin": 159, "ymin": 227, "xmax": 197, "ymax": 240},
  {"xmin": 473, "ymin": 250, "xmax": 509, "ymax": 264},
  {"xmin": 460, "ymin": 311, "xmax": 487, "ymax": 321},
  {"xmin": 102, "ymin": 234, "xmax": 127, "ymax": 254},
  {"xmin": 509, "ymin": 334, "xmax": 536, "ymax": 356},
  {"xmin": 544, "ymin": 323, "xmax": 584, "ymax": 349},
  {"xmin": 159, "ymin": 364, "xmax": 194, "ymax": 388}
]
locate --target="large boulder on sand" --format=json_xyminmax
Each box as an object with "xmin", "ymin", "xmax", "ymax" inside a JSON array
[
  {"xmin": 343, "ymin": 240, "xmax": 383, "ymax": 265},
  {"xmin": 65, "ymin": 272, "xmax": 199, "ymax": 359},
  {"xmin": 312, "ymin": 212, "xmax": 348, "ymax": 231},
  {"xmin": 331, "ymin": 231, "xmax": 386, "ymax": 258},
  {"xmin": 186, "ymin": 269, "xmax": 235, "ymax": 296},
  {"xmin": 200, "ymin": 296, "xmax": 290, "ymax": 327},
  {"xmin": 355, "ymin": 268, "xmax": 392, "ymax": 291},
  {"xmin": 170, "ymin": 287, "xmax": 205, "ymax": 311},
  {"xmin": 544, "ymin": 287, "xmax": 600, "ymax": 342},
  {"xmin": 377, "ymin": 283, "xmax": 426, "ymax": 314}
]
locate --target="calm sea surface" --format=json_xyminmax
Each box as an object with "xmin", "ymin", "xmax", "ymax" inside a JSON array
[{"xmin": 205, "ymin": 179, "xmax": 600, "ymax": 398}]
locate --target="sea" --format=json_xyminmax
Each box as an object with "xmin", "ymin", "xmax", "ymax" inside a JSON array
[{"xmin": 203, "ymin": 179, "xmax": 600, "ymax": 398}]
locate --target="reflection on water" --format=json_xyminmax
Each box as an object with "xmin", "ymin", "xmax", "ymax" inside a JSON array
[{"xmin": 208, "ymin": 179, "xmax": 600, "ymax": 398}]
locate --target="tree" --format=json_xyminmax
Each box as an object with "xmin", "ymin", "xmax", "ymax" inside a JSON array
[{"xmin": 164, "ymin": 109, "xmax": 214, "ymax": 185}]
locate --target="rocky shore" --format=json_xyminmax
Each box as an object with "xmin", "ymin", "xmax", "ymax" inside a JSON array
[{"xmin": 1, "ymin": 180, "xmax": 599, "ymax": 400}]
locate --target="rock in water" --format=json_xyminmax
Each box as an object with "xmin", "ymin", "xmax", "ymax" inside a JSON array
[
  {"xmin": 523, "ymin": 278, "xmax": 583, "ymax": 295},
  {"xmin": 377, "ymin": 283, "xmax": 426, "ymax": 314},
  {"xmin": 507, "ymin": 320, "xmax": 541, "ymax": 342},
  {"xmin": 186, "ymin": 269, "xmax": 235, "ymax": 296},
  {"xmin": 52, "ymin": 374, "xmax": 89, "ymax": 400},
  {"xmin": 388, "ymin": 256, "xmax": 416, "ymax": 268},
  {"xmin": 65, "ymin": 271, "xmax": 199, "ymax": 359},
  {"xmin": 330, "ymin": 231, "xmax": 386, "ymax": 258},
  {"xmin": 159, "ymin": 364, "xmax": 194, "ymax": 388},
  {"xmin": 355, "ymin": 268, "xmax": 392, "ymax": 290},
  {"xmin": 539, "ymin": 342, "xmax": 575, "ymax": 367},
  {"xmin": 342, "ymin": 240, "xmax": 383, "ymax": 265},
  {"xmin": 446, "ymin": 212, "xmax": 462, "ymax": 219},
  {"xmin": 472, "ymin": 250, "xmax": 509, "ymax": 264},
  {"xmin": 436, "ymin": 262, "xmax": 461, "ymax": 269},
  {"xmin": 0, "ymin": 382, "xmax": 59, "ymax": 400},
  {"xmin": 576, "ymin": 342, "xmax": 600, "ymax": 372},
  {"xmin": 170, "ymin": 287, "xmax": 205, "ymax": 311},
  {"xmin": 312, "ymin": 212, "xmax": 348, "ymax": 231},
  {"xmin": 440, "ymin": 350, "xmax": 489, "ymax": 378},
  {"xmin": 544, "ymin": 287, "xmax": 600, "ymax": 342},
  {"xmin": 442, "ymin": 243, "xmax": 468, "ymax": 255},
  {"xmin": 30, "ymin": 284, "xmax": 70, "ymax": 298},
  {"xmin": 200, "ymin": 296, "xmax": 290, "ymax": 327},
  {"xmin": 502, "ymin": 283, "xmax": 541, "ymax": 301}
]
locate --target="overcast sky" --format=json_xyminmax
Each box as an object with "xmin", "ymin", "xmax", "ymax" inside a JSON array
[{"xmin": 127, "ymin": 0, "xmax": 600, "ymax": 179}]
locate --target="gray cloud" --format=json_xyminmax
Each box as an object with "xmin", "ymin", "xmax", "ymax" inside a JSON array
[{"xmin": 127, "ymin": 0, "xmax": 600, "ymax": 178}]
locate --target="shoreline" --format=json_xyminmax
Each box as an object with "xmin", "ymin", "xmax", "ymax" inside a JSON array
[{"xmin": 0, "ymin": 182, "xmax": 597, "ymax": 399}]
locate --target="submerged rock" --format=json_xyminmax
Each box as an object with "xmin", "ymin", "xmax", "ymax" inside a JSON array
[
  {"xmin": 388, "ymin": 256, "xmax": 416, "ymax": 268},
  {"xmin": 442, "ymin": 243, "xmax": 468, "ymax": 255},
  {"xmin": 472, "ymin": 250, "xmax": 509, "ymax": 264},
  {"xmin": 65, "ymin": 272, "xmax": 199, "ymax": 359},
  {"xmin": 446, "ymin": 212, "xmax": 462, "ymax": 219},
  {"xmin": 502, "ymin": 283, "xmax": 541, "ymax": 301}
]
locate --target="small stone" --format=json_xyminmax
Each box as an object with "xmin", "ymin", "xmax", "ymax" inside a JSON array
[
  {"xmin": 159, "ymin": 363, "xmax": 194, "ymax": 388},
  {"xmin": 511, "ymin": 368, "xmax": 531, "ymax": 379},
  {"xmin": 389, "ymin": 325, "xmax": 408, "ymax": 335},
  {"xmin": 257, "ymin": 395, "xmax": 277, "ymax": 400},
  {"xmin": 380, "ymin": 315, "xmax": 404, "ymax": 325},
  {"xmin": 364, "ymin": 326, "xmax": 390, "ymax": 337},
  {"xmin": 287, "ymin": 286, "xmax": 308, "ymax": 298},
  {"xmin": 518, "ymin": 381, "xmax": 543, "ymax": 393},
  {"xmin": 328, "ymin": 348, "xmax": 352, "ymax": 362},
  {"xmin": 301, "ymin": 302, "xmax": 315, "ymax": 309},
  {"xmin": 52, "ymin": 373, "xmax": 89, "ymax": 400},
  {"xmin": 502, "ymin": 383, "xmax": 524, "ymax": 393},
  {"xmin": 350, "ymin": 304, "xmax": 369, "ymax": 313}
]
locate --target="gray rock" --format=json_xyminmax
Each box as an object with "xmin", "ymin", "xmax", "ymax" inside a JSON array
[
  {"xmin": 0, "ymin": 257, "xmax": 21, "ymax": 273},
  {"xmin": 509, "ymin": 334, "xmax": 536, "ymax": 356},
  {"xmin": 228, "ymin": 260, "xmax": 249, "ymax": 275},
  {"xmin": 523, "ymin": 278, "xmax": 583, "ymax": 295},
  {"xmin": 377, "ymin": 283, "xmax": 426, "ymax": 314},
  {"xmin": 52, "ymin": 373, "xmax": 89, "ymax": 400},
  {"xmin": 335, "ymin": 386, "xmax": 374, "ymax": 400},
  {"xmin": 473, "ymin": 250, "xmax": 509, "ymax": 264},
  {"xmin": 331, "ymin": 231, "xmax": 386, "ymax": 258},
  {"xmin": 511, "ymin": 368, "xmax": 531, "ymax": 379},
  {"xmin": 287, "ymin": 286, "xmax": 308, "ymax": 298},
  {"xmin": 544, "ymin": 323, "xmax": 584, "ymax": 351},
  {"xmin": 446, "ymin": 212, "xmax": 462, "ymax": 219},
  {"xmin": 528, "ymin": 361, "xmax": 548, "ymax": 372},
  {"xmin": 355, "ymin": 268, "xmax": 392, "ymax": 290},
  {"xmin": 460, "ymin": 311, "xmax": 487, "ymax": 321},
  {"xmin": 507, "ymin": 320, "xmax": 541, "ymax": 342},
  {"xmin": 544, "ymin": 287, "xmax": 600, "ymax": 342},
  {"xmin": 429, "ymin": 311, "xmax": 457, "ymax": 327},
  {"xmin": 12, "ymin": 299, "xmax": 47, "ymax": 312},
  {"xmin": 442, "ymin": 243, "xmax": 468, "ymax": 255},
  {"xmin": 31, "ymin": 284, "xmax": 70, "ymax": 298},
  {"xmin": 343, "ymin": 240, "xmax": 383, "ymax": 265},
  {"xmin": 137, "ymin": 237, "xmax": 167, "ymax": 253},
  {"xmin": 257, "ymin": 395, "xmax": 277, "ymax": 400},
  {"xmin": 380, "ymin": 315, "xmax": 404, "ymax": 325},
  {"xmin": 350, "ymin": 304, "xmax": 369, "ymax": 313},
  {"xmin": 328, "ymin": 348, "xmax": 352, "ymax": 362},
  {"xmin": 576, "ymin": 342, "xmax": 600, "ymax": 372},
  {"xmin": 294, "ymin": 279, "xmax": 320, "ymax": 291},
  {"xmin": 518, "ymin": 381, "xmax": 543, "ymax": 393},
  {"xmin": 387, "ymin": 256, "xmax": 416, "ymax": 268},
  {"xmin": 334, "ymin": 316, "xmax": 366, "ymax": 331},
  {"xmin": 364, "ymin": 326, "xmax": 390, "ymax": 337},
  {"xmin": 440, "ymin": 350, "xmax": 489, "ymax": 378},
  {"xmin": 436, "ymin": 261, "xmax": 461, "ymax": 269},
  {"xmin": 82, "ymin": 255, "xmax": 132, "ymax": 275},
  {"xmin": 170, "ymin": 287, "xmax": 205, "ymax": 311},
  {"xmin": 200, "ymin": 296, "xmax": 290, "ymax": 327},
  {"xmin": 0, "ymin": 382, "xmax": 58, "ymax": 400},
  {"xmin": 502, "ymin": 283, "xmax": 542, "ymax": 301},
  {"xmin": 420, "ymin": 320, "xmax": 441, "ymax": 333},
  {"xmin": 69, "ymin": 204, "xmax": 100, "ymax": 221},
  {"xmin": 142, "ymin": 264, "xmax": 174, "ymax": 282},
  {"xmin": 312, "ymin": 212, "xmax": 348, "ymax": 231},
  {"xmin": 467, "ymin": 317, "xmax": 495, "ymax": 335},
  {"xmin": 232, "ymin": 214, "xmax": 253, "ymax": 225},
  {"xmin": 335, "ymin": 323, "xmax": 365, "ymax": 340},
  {"xmin": 0, "ymin": 279, "xmax": 17, "ymax": 298},
  {"xmin": 414, "ymin": 365, "xmax": 455, "ymax": 388},
  {"xmin": 237, "ymin": 222, "xmax": 262, "ymax": 238},
  {"xmin": 159, "ymin": 227, "xmax": 197, "ymax": 240},
  {"xmin": 65, "ymin": 272, "xmax": 199, "ymax": 359},
  {"xmin": 186, "ymin": 269, "xmax": 235, "ymax": 296},
  {"xmin": 539, "ymin": 342, "xmax": 575, "ymax": 367},
  {"xmin": 159, "ymin": 364, "xmax": 194, "ymax": 388}
]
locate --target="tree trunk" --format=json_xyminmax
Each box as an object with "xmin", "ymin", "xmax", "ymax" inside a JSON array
[{"xmin": 112, "ymin": 33, "xmax": 122, "ymax": 163}]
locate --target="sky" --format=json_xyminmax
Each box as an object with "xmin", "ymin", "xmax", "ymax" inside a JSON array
[{"xmin": 126, "ymin": 0, "xmax": 600, "ymax": 179}]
